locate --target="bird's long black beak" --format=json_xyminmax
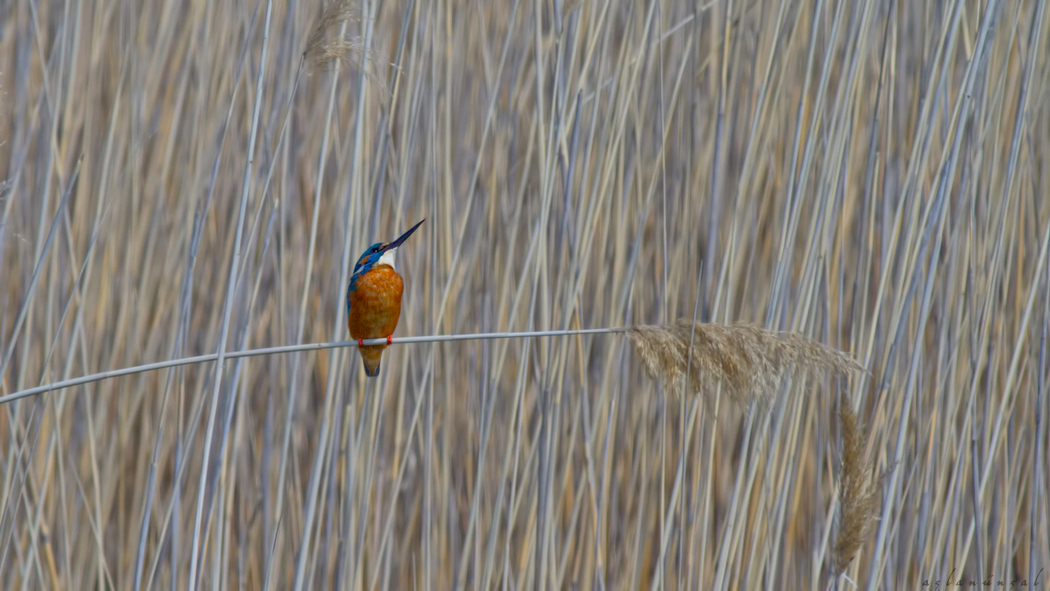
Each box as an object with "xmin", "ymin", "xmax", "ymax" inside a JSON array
[{"xmin": 383, "ymin": 219, "xmax": 425, "ymax": 251}]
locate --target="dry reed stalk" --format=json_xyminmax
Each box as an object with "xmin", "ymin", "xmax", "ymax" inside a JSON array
[
  {"xmin": 625, "ymin": 320, "xmax": 863, "ymax": 407},
  {"xmin": 830, "ymin": 404, "xmax": 879, "ymax": 575}
]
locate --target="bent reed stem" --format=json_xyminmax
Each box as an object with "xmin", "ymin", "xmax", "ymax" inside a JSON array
[{"xmin": 0, "ymin": 328, "xmax": 626, "ymax": 405}]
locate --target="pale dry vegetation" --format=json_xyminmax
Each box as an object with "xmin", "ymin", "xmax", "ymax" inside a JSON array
[{"xmin": 1, "ymin": 0, "xmax": 1048, "ymax": 589}]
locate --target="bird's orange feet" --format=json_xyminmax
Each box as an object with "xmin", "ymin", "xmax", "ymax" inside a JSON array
[
  {"xmin": 387, "ymin": 335, "xmax": 393, "ymax": 345},
  {"xmin": 357, "ymin": 339, "xmax": 364, "ymax": 348}
]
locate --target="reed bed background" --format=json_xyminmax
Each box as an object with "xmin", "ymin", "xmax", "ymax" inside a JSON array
[{"xmin": 1, "ymin": 0, "xmax": 1048, "ymax": 588}]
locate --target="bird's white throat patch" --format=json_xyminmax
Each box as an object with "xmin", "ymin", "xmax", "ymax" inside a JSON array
[{"xmin": 378, "ymin": 248, "xmax": 397, "ymax": 270}]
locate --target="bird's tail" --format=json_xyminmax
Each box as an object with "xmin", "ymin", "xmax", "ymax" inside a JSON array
[{"xmin": 358, "ymin": 345, "xmax": 386, "ymax": 377}]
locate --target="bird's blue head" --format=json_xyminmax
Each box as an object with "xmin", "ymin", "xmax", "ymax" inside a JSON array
[{"xmin": 352, "ymin": 242, "xmax": 387, "ymax": 277}]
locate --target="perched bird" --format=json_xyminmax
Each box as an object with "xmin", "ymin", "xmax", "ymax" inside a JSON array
[{"xmin": 346, "ymin": 219, "xmax": 424, "ymax": 376}]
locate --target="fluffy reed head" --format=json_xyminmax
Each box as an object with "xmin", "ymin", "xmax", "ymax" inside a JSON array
[
  {"xmin": 830, "ymin": 404, "xmax": 880, "ymax": 575},
  {"xmin": 625, "ymin": 320, "xmax": 863, "ymax": 408},
  {"xmin": 305, "ymin": 1, "xmax": 358, "ymax": 63},
  {"xmin": 304, "ymin": 0, "xmax": 380, "ymax": 80}
]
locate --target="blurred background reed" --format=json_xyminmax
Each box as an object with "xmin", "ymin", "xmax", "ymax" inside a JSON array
[{"xmin": 1, "ymin": 0, "xmax": 1048, "ymax": 588}]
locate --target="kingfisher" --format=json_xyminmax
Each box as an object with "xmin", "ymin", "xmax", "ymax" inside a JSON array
[{"xmin": 346, "ymin": 219, "xmax": 425, "ymax": 376}]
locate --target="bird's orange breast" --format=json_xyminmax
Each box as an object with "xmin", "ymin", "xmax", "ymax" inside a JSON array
[{"xmin": 347, "ymin": 265, "xmax": 404, "ymax": 340}]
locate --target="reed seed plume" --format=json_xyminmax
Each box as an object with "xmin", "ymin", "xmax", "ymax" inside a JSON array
[
  {"xmin": 305, "ymin": 0, "xmax": 357, "ymax": 59},
  {"xmin": 830, "ymin": 404, "xmax": 880, "ymax": 576},
  {"xmin": 303, "ymin": 1, "xmax": 385, "ymax": 92},
  {"xmin": 625, "ymin": 321, "xmax": 863, "ymax": 407},
  {"xmin": 304, "ymin": 2, "xmax": 366, "ymax": 66},
  {"xmin": 310, "ymin": 38, "xmax": 368, "ymax": 68}
]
